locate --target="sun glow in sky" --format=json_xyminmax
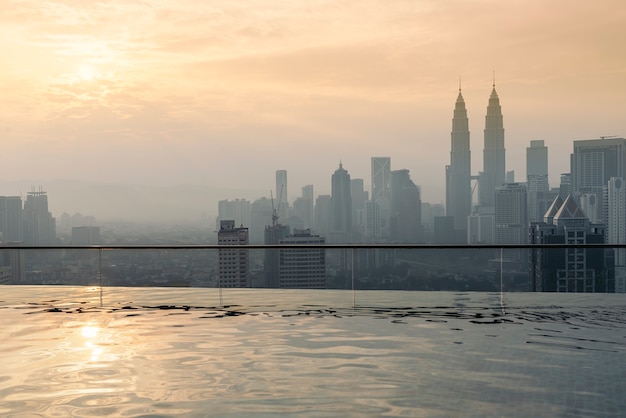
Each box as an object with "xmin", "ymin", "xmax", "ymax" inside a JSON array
[{"xmin": 0, "ymin": 0, "xmax": 624, "ymax": 221}]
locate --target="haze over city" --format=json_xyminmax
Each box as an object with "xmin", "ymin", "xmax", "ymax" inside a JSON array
[{"xmin": 1, "ymin": 0, "xmax": 624, "ymax": 222}]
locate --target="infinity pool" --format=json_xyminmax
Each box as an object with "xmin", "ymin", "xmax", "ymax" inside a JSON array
[{"xmin": 1, "ymin": 286, "xmax": 625, "ymax": 417}]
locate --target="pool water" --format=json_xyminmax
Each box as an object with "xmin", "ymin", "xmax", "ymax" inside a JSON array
[{"xmin": 1, "ymin": 286, "xmax": 625, "ymax": 417}]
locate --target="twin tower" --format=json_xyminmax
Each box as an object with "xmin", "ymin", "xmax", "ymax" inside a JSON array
[{"xmin": 445, "ymin": 81, "xmax": 505, "ymax": 233}]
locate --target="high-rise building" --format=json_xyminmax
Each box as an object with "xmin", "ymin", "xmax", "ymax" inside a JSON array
[
  {"xmin": 279, "ymin": 229, "xmax": 325, "ymax": 288},
  {"xmin": 494, "ymin": 183, "xmax": 528, "ymax": 245},
  {"xmin": 291, "ymin": 185, "xmax": 314, "ymax": 229},
  {"xmin": 479, "ymin": 82, "xmax": 506, "ymax": 207},
  {"xmin": 217, "ymin": 220, "xmax": 249, "ymax": 288},
  {"xmin": 276, "ymin": 170, "xmax": 288, "ymax": 219},
  {"xmin": 0, "ymin": 196, "xmax": 23, "ymax": 242},
  {"xmin": 371, "ymin": 157, "xmax": 391, "ymax": 236},
  {"xmin": 22, "ymin": 189, "xmax": 56, "ymax": 246},
  {"xmin": 390, "ymin": 169, "xmax": 422, "ymax": 243},
  {"xmin": 571, "ymin": 137, "xmax": 626, "ymax": 196},
  {"xmin": 371, "ymin": 157, "xmax": 391, "ymax": 203},
  {"xmin": 71, "ymin": 226, "xmax": 101, "ymax": 245},
  {"xmin": 330, "ymin": 162, "xmax": 352, "ymax": 242},
  {"xmin": 571, "ymin": 137, "xmax": 626, "ymax": 224},
  {"xmin": 217, "ymin": 199, "xmax": 251, "ymax": 230},
  {"xmin": 350, "ymin": 178, "xmax": 368, "ymax": 239},
  {"xmin": 527, "ymin": 140, "xmax": 550, "ymax": 223},
  {"xmin": 365, "ymin": 200, "xmax": 381, "ymax": 239},
  {"xmin": 468, "ymin": 206, "xmax": 495, "ymax": 244},
  {"xmin": 263, "ymin": 223, "xmax": 290, "ymax": 288},
  {"xmin": 529, "ymin": 195, "xmax": 610, "ymax": 292},
  {"xmin": 445, "ymin": 86, "xmax": 472, "ymax": 232},
  {"xmin": 314, "ymin": 194, "xmax": 331, "ymax": 236},
  {"xmin": 607, "ymin": 177, "xmax": 626, "ymax": 292}
]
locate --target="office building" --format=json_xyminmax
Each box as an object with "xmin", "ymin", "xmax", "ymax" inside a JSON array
[
  {"xmin": 371, "ymin": 157, "xmax": 391, "ymax": 236},
  {"xmin": 292, "ymin": 185, "xmax": 314, "ymax": 229},
  {"xmin": 22, "ymin": 189, "xmax": 56, "ymax": 246},
  {"xmin": 217, "ymin": 199, "xmax": 251, "ymax": 230},
  {"xmin": 607, "ymin": 177, "xmax": 626, "ymax": 292},
  {"xmin": 529, "ymin": 195, "xmax": 610, "ymax": 292},
  {"xmin": 468, "ymin": 206, "xmax": 495, "ymax": 244},
  {"xmin": 446, "ymin": 86, "xmax": 472, "ymax": 233},
  {"xmin": 571, "ymin": 137, "xmax": 626, "ymax": 197},
  {"xmin": 330, "ymin": 162, "xmax": 352, "ymax": 243},
  {"xmin": 263, "ymin": 223, "xmax": 290, "ymax": 288},
  {"xmin": 351, "ymin": 178, "xmax": 368, "ymax": 239},
  {"xmin": 217, "ymin": 220, "xmax": 249, "ymax": 288},
  {"xmin": 526, "ymin": 140, "xmax": 550, "ymax": 222},
  {"xmin": 390, "ymin": 169, "xmax": 422, "ymax": 243},
  {"xmin": 479, "ymin": 82, "xmax": 506, "ymax": 207},
  {"xmin": 278, "ymin": 229, "xmax": 325, "ymax": 288},
  {"xmin": 0, "ymin": 196, "xmax": 23, "ymax": 242},
  {"xmin": 495, "ymin": 183, "xmax": 528, "ymax": 245},
  {"xmin": 71, "ymin": 226, "xmax": 101, "ymax": 245}
]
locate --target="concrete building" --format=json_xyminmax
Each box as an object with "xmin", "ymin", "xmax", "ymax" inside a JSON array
[
  {"xmin": 22, "ymin": 189, "xmax": 56, "ymax": 246},
  {"xmin": 279, "ymin": 229, "xmax": 325, "ymax": 288},
  {"xmin": 0, "ymin": 196, "xmax": 23, "ymax": 242},
  {"xmin": 350, "ymin": 178, "xmax": 368, "ymax": 239},
  {"xmin": 529, "ymin": 195, "xmax": 611, "ymax": 292},
  {"xmin": 371, "ymin": 157, "xmax": 391, "ymax": 237},
  {"xmin": 607, "ymin": 177, "xmax": 626, "ymax": 292},
  {"xmin": 495, "ymin": 183, "xmax": 528, "ymax": 245},
  {"xmin": 479, "ymin": 82, "xmax": 506, "ymax": 207},
  {"xmin": 390, "ymin": 169, "xmax": 422, "ymax": 243},
  {"xmin": 527, "ymin": 140, "xmax": 550, "ymax": 222},
  {"xmin": 263, "ymin": 223, "xmax": 290, "ymax": 288},
  {"xmin": 217, "ymin": 220, "xmax": 249, "ymax": 288},
  {"xmin": 445, "ymin": 86, "xmax": 472, "ymax": 233},
  {"xmin": 468, "ymin": 207, "xmax": 495, "ymax": 244},
  {"xmin": 71, "ymin": 226, "xmax": 101, "ymax": 245},
  {"xmin": 330, "ymin": 163, "xmax": 352, "ymax": 243},
  {"xmin": 571, "ymin": 137, "xmax": 626, "ymax": 224},
  {"xmin": 217, "ymin": 199, "xmax": 251, "ymax": 230}
]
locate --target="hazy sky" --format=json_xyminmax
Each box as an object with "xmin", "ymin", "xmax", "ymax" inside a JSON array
[{"xmin": 1, "ymin": 0, "xmax": 624, "ymax": 219}]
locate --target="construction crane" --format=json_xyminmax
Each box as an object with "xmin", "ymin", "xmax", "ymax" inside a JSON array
[{"xmin": 270, "ymin": 184, "xmax": 284, "ymax": 227}]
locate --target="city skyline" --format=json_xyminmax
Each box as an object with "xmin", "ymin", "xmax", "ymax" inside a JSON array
[{"xmin": 1, "ymin": 1, "xmax": 624, "ymax": 221}]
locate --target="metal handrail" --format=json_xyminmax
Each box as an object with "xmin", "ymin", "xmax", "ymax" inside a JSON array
[{"xmin": 0, "ymin": 243, "xmax": 625, "ymax": 250}]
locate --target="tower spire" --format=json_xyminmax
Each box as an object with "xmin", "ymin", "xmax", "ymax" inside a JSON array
[
  {"xmin": 459, "ymin": 75, "xmax": 462, "ymax": 92},
  {"xmin": 492, "ymin": 70, "xmax": 496, "ymax": 88}
]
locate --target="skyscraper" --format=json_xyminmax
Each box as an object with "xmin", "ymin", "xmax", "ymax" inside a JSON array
[
  {"xmin": 571, "ymin": 137, "xmax": 626, "ymax": 224},
  {"xmin": 479, "ymin": 81, "xmax": 506, "ymax": 207},
  {"xmin": 330, "ymin": 162, "xmax": 352, "ymax": 242},
  {"xmin": 371, "ymin": 157, "xmax": 391, "ymax": 203},
  {"xmin": 390, "ymin": 169, "xmax": 422, "ymax": 243},
  {"xmin": 494, "ymin": 183, "xmax": 528, "ymax": 245},
  {"xmin": 526, "ymin": 140, "xmax": 550, "ymax": 222},
  {"xmin": 0, "ymin": 196, "xmax": 23, "ymax": 242},
  {"xmin": 529, "ymin": 195, "xmax": 609, "ymax": 292},
  {"xmin": 371, "ymin": 157, "xmax": 391, "ymax": 237},
  {"xmin": 446, "ymin": 86, "xmax": 471, "ymax": 232},
  {"xmin": 608, "ymin": 177, "xmax": 626, "ymax": 292},
  {"xmin": 22, "ymin": 189, "xmax": 56, "ymax": 246}
]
